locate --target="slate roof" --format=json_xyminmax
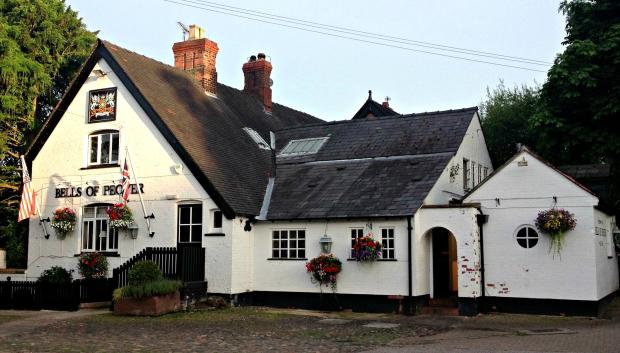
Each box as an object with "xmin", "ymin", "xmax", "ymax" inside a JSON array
[
  {"xmin": 26, "ymin": 40, "xmax": 322, "ymax": 218},
  {"xmin": 351, "ymin": 96, "xmax": 398, "ymax": 120},
  {"xmin": 267, "ymin": 108, "xmax": 478, "ymax": 219}
]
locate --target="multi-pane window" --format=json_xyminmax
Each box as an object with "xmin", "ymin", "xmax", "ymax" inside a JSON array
[
  {"xmin": 478, "ymin": 164, "xmax": 483, "ymax": 184},
  {"xmin": 350, "ymin": 228, "xmax": 364, "ymax": 258},
  {"xmin": 88, "ymin": 131, "xmax": 119, "ymax": 166},
  {"xmin": 178, "ymin": 204, "xmax": 202, "ymax": 243},
  {"xmin": 471, "ymin": 161, "xmax": 476, "ymax": 187},
  {"xmin": 272, "ymin": 230, "xmax": 306, "ymax": 259},
  {"xmin": 484, "ymin": 167, "xmax": 489, "ymax": 178},
  {"xmin": 82, "ymin": 205, "xmax": 118, "ymax": 252},
  {"xmin": 515, "ymin": 226, "xmax": 538, "ymax": 249},
  {"xmin": 381, "ymin": 228, "xmax": 395, "ymax": 259},
  {"xmin": 463, "ymin": 158, "xmax": 470, "ymax": 190}
]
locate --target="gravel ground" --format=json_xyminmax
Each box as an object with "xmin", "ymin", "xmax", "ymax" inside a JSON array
[{"xmin": 0, "ymin": 307, "xmax": 445, "ymax": 353}]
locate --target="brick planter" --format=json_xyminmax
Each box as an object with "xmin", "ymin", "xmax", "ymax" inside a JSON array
[{"xmin": 114, "ymin": 291, "xmax": 180, "ymax": 316}]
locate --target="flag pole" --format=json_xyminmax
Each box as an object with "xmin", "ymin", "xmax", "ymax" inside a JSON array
[
  {"xmin": 125, "ymin": 146, "xmax": 154, "ymax": 236},
  {"xmin": 20, "ymin": 156, "xmax": 49, "ymax": 239}
]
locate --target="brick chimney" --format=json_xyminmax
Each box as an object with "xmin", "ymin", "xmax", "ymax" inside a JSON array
[
  {"xmin": 172, "ymin": 24, "xmax": 219, "ymax": 95},
  {"xmin": 242, "ymin": 53, "xmax": 272, "ymax": 111}
]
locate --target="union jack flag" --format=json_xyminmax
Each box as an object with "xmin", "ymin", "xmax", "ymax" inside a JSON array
[
  {"xmin": 121, "ymin": 159, "xmax": 131, "ymax": 203},
  {"xmin": 18, "ymin": 157, "xmax": 37, "ymax": 222}
]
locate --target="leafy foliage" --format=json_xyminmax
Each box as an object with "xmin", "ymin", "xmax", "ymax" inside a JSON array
[
  {"xmin": 113, "ymin": 279, "xmax": 182, "ymax": 301},
  {"xmin": 37, "ymin": 266, "xmax": 73, "ymax": 284},
  {"xmin": 533, "ymin": 0, "xmax": 620, "ymax": 208},
  {"xmin": 479, "ymin": 81, "xmax": 541, "ymax": 166},
  {"xmin": 128, "ymin": 260, "xmax": 163, "ymax": 285},
  {"xmin": 0, "ymin": 0, "xmax": 96, "ymax": 266}
]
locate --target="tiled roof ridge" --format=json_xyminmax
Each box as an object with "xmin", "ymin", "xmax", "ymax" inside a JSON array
[
  {"xmin": 277, "ymin": 106, "xmax": 479, "ymax": 132},
  {"xmin": 101, "ymin": 39, "xmax": 322, "ymax": 122}
]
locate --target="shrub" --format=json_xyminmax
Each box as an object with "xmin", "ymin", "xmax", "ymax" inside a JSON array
[
  {"xmin": 128, "ymin": 260, "xmax": 162, "ymax": 285},
  {"xmin": 38, "ymin": 266, "xmax": 73, "ymax": 284},
  {"xmin": 113, "ymin": 279, "xmax": 182, "ymax": 301},
  {"xmin": 78, "ymin": 252, "xmax": 109, "ymax": 279}
]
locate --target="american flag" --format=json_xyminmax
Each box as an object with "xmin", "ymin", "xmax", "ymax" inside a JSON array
[
  {"xmin": 121, "ymin": 159, "xmax": 131, "ymax": 203},
  {"xmin": 18, "ymin": 157, "xmax": 37, "ymax": 222}
]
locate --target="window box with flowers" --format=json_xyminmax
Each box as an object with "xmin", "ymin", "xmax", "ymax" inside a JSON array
[
  {"xmin": 106, "ymin": 203, "xmax": 135, "ymax": 231},
  {"xmin": 351, "ymin": 236, "xmax": 382, "ymax": 262},
  {"xmin": 535, "ymin": 208, "xmax": 577, "ymax": 258},
  {"xmin": 50, "ymin": 208, "xmax": 77, "ymax": 239}
]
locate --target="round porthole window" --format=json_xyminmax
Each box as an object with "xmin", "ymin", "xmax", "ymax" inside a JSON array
[{"xmin": 515, "ymin": 226, "xmax": 539, "ymax": 249}]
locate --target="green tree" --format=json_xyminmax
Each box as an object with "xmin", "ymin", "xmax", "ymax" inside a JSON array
[
  {"xmin": 0, "ymin": 0, "xmax": 96, "ymax": 266},
  {"xmin": 533, "ymin": 0, "xmax": 620, "ymax": 208},
  {"xmin": 480, "ymin": 81, "xmax": 541, "ymax": 166}
]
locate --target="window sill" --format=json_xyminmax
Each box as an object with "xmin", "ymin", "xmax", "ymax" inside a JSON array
[
  {"xmin": 267, "ymin": 258, "xmax": 308, "ymax": 261},
  {"xmin": 88, "ymin": 118, "xmax": 116, "ymax": 124},
  {"xmin": 80, "ymin": 164, "xmax": 120, "ymax": 170},
  {"xmin": 204, "ymin": 232, "xmax": 225, "ymax": 237},
  {"xmin": 74, "ymin": 252, "xmax": 120, "ymax": 257},
  {"xmin": 347, "ymin": 258, "xmax": 397, "ymax": 262}
]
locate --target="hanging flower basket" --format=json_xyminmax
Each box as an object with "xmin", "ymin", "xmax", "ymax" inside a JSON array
[
  {"xmin": 305, "ymin": 254, "xmax": 342, "ymax": 290},
  {"xmin": 106, "ymin": 203, "xmax": 134, "ymax": 230},
  {"xmin": 351, "ymin": 236, "xmax": 382, "ymax": 261},
  {"xmin": 78, "ymin": 252, "xmax": 109, "ymax": 279},
  {"xmin": 50, "ymin": 207, "xmax": 77, "ymax": 239},
  {"xmin": 535, "ymin": 208, "xmax": 577, "ymax": 258}
]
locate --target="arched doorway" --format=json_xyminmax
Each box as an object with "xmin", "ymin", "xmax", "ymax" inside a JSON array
[{"xmin": 430, "ymin": 227, "xmax": 458, "ymax": 300}]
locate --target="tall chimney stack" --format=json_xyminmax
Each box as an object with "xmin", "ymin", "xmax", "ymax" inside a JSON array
[
  {"xmin": 242, "ymin": 53, "xmax": 272, "ymax": 111},
  {"xmin": 172, "ymin": 24, "xmax": 219, "ymax": 95}
]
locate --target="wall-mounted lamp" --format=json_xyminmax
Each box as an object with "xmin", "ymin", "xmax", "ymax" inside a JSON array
[
  {"xmin": 517, "ymin": 157, "xmax": 528, "ymax": 167},
  {"xmin": 613, "ymin": 225, "xmax": 620, "ymax": 235},
  {"xmin": 127, "ymin": 223, "xmax": 139, "ymax": 239},
  {"xmin": 319, "ymin": 235, "xmax": 333, "ymax": 254}
]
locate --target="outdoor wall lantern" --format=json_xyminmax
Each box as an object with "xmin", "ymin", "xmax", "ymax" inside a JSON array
[
  {"xmin": 319, "ymin": 235, "xmax": 333, "ymax": 254},
  {"xmin": 127, "ymin": 223, "xmax": 139, "ymax": 239}
]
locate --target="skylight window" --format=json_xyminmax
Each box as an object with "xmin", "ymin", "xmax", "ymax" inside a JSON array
[
  {"xmin": 279, "ymin": 137, "xmax": 328, "ymax": 156},
  {"xmin": 243, "ymin": 127, "xmax": 271, "ymax": 150}
]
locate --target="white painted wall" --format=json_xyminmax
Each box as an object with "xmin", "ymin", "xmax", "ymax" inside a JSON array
[
  {"xmin": 26, "ymin": 59, "xmax": 238, "ymax": 294},
  {"xmin": 464, "ymin": 150, "xmax": 618, "ymax": 301},
  {"xmin": 424, "ymin": 112, "xmax": 493, "ymax": 205},
  {"xmin": 253, "ymin": 219, "xmax": 410, "ymax": 295},
  {"xmin": 414, "ymin": 207, "xmax": 482, "ymax": 298}
]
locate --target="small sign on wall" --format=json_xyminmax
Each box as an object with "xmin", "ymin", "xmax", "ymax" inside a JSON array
[{"xmin": 88, "ymin": 88, "xmax": 117, "ymax": 123}]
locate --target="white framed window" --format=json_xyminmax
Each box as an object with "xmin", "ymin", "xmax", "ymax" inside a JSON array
[
  {"xmin": 82, "ymin": 205, "xmax": 118, "ymax": 252},
  {"xmin": 279, "ymin": 137, "xmax": 328, "ymax": 156},
  {"xmin": 484, "ymin": 167, "xmax": 489, "ymax": 178},
  {"xmin": 381, "ymin": 228, "xmax": 395, "ymax": 259},
  {"xmin": 88, "ymin": 131, "xmax": 119, "ymax": 166},
  {"xmin": 178, "ymin": 204, "xmax": 202, "ymax": 243},
  {"xmin": 471, "ymin": 161, "xmax": 476, "ymax": 187},
  {"xmin": 272, "ymin": 230, "xmax": 306, "ymax": 259},
  {"xmin": 515, "ymin": 226, "xmax": 539, "ymax": 249},
  {"xmin": 478, "ymin": 164, "xmax": 483, "ymax": 184},
  {"xmin": 350, "ymin": 228, "xmax": 364, "ymax": 258}
]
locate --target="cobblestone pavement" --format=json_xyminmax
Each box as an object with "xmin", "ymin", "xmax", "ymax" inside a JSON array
[{"xmin": 1, "ymin": 303, "xmax": 619, "ymax": 353}]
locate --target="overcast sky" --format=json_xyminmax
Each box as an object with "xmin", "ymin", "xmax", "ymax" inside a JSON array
[{"xmin": 66, "ymin": 0, "xmax": 566, "ymax": 121}]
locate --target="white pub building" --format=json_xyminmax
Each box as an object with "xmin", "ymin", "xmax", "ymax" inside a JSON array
[{"xmin": 24, "ymin": 25, "xmax": 618, "ymax": 316}]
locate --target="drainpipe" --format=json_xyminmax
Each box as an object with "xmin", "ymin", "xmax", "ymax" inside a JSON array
[
  {"xmin": 475, "ymin": 212, "xmax": 488, "ymax": 313},
  {"xmin": 406, "ymin": 215, "xmax": 413, "ymax": 315}
]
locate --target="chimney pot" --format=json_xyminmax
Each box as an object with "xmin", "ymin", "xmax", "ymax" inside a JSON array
[
  {"xmin": 242, "ymin": 52, "xmax": 273, "ymax": 111},
  {"xmin": 172, "ymin": 24, "xmax": 219, "ymax": 95}
]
